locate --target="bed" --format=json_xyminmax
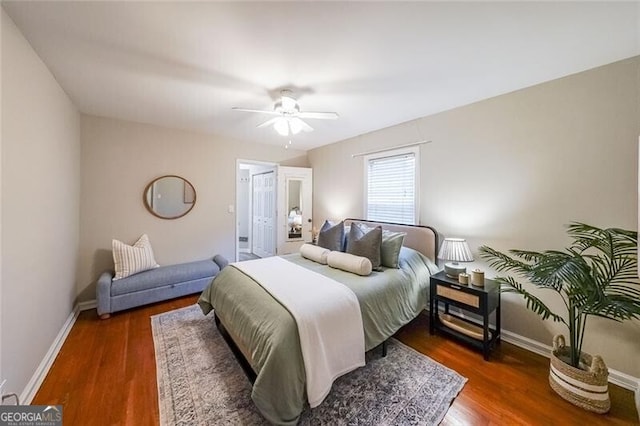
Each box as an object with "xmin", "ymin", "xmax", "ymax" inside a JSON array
[{"xmin": 197, "ymin": 219, "xmax": 440, "ymax": 425}]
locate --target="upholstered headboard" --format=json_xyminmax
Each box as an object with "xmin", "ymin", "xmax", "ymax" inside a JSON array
[{"xmin": 344, "ymin": 219, "xmax": 439, "ymax": 263}]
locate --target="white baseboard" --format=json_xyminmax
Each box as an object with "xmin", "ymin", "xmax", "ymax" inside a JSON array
[
  {"xmin": 19, "ymin": 305, "xmax": 81, "ymax": 404},
  {"xmin": 500, "ymin": 329, "xmax": 551, "ymax": 358},
  {"xmin": 19, "ymin": 299, "xmax": 97, "ymax": 403},
  {"xmin": 77, "ymin": 299, "xmax": 96, "ymax": 311}
]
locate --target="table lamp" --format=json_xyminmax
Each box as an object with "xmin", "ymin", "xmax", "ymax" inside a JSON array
[{"xmin": 438, "ymin": 238, "xmax": 473, "ymax": 278}]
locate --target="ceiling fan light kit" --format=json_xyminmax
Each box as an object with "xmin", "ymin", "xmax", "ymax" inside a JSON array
[
  {"xmin": 277, "ymin": 93, "xmax": 298, "ymax": 113},
  {"xmin": 232, "ymin": 89, "xmax": 339, "ymax": 139},
  {"xmin": 274, "ymin": 118, "xmax": 290, "ymax": 136}
]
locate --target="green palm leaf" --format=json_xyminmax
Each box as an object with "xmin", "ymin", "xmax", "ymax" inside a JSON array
[
  {"xmin": 480, "ymin": 223, "xmax": 640, "ymax": 368},
  {"xmin": 496, "ymin": 276, "xmax": 566, "ymax": 325}
]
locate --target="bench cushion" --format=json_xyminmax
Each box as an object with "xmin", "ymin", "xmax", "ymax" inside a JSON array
[{"xmin": 111, "ymin": 259, "xmax": 219, "ymax": 296}]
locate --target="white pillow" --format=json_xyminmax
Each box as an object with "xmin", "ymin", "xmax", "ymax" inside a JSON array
[
  {"xmin": 300, "ymin": 243, "xmax": 330, "ymax": 265},
  {"xmin": 327, "ymin": 251, "xmax": 372, "ymax": 276},
  {"xmin": 112, "ymin": 234, "xmax": 159, "ymax": 280}
]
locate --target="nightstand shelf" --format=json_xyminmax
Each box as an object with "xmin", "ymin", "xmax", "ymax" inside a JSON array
[
  {"xmin": 438, "ymin": 313, "xmax": 489, "ymax": 340},
  {"xmin": 429, "ymin": 270, "xmax": 501, "ymax": 360}
]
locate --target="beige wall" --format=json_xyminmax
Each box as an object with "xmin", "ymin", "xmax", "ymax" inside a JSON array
[
  {"xmin": 309, "ymin": 57, "xmax": 640, "ymax": 377},
  {"xmin": 78, "ymin": 115, "xmax": 307, "ymax": 300},
  {"xmin": 1, "ymin": 9, "xmax": 81, "ymax": 396}
]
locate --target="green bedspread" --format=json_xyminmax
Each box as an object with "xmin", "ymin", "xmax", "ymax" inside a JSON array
[{"xmin": 198, "ymin": 246, "xmax": 438, "ymax": 425}]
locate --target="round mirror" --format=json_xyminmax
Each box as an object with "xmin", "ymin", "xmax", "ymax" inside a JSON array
[{"xmin": 143, "ymin": 175, "xmax": 196, "ymax": 220}]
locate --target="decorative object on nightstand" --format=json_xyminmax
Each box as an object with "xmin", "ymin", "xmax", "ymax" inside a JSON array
[
  {"xmin": 470, "ymin": 269, "xmax": 485, "ymax": 287},
  {"xmin": 438, "ymin": 238, "xmax": 473, "ymax": 278}
]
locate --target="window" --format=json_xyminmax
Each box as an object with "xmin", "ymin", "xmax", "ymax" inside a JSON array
[{"xmin": 365, "ymin": 147, "xmax": 419, "ymax": 225}]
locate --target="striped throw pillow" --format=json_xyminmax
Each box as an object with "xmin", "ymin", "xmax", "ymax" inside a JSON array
[{"xmin": 112, "ymin": 234, "xmax": 159, "ymax": 280}]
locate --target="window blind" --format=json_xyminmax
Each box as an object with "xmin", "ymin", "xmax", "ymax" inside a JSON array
[{"xmin": 366, "ymin": 152, "xmax": 416, "ymax": 225}]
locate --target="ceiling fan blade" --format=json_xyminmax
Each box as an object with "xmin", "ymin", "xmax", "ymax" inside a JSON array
[
  {"xmin": 297, "ymin": 111, "xmax": 339, "ymax": 120},
  {"xmin": 298, "ymin": 119, "xmax": 314, "ymax": 133},
  {"xmin": 232, "ymin": 107, "xmax": 279, "ymax": 115},
  {"xmin": 256, "ymin": 117, "xmax": 281, "ymax": 128},
  {"xmin": 289, "ymin": 117, "xmax": 314, "ymax": 134}
]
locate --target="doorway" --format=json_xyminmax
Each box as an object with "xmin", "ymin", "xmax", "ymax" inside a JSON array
[{"xmin": 236, "ymin": 160, "xmax": 277, "ymax": 262}]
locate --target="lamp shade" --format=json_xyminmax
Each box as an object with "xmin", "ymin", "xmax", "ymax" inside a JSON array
[
  {"xmin": 438, "ymin": 238, "xmax": 473, "ymax": 262},
  {"xmin": 438, "ymin": 238, "xmax": 473, "ymax": 278}
]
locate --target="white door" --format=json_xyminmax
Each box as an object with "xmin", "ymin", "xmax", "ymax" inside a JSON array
[
  {"xmin": 277, "ymin": 166, "xmax": 313, "ymax": 255},
  {"xmin": 252, "ymin": 170, "xmax": 276, "ymax": 258}
]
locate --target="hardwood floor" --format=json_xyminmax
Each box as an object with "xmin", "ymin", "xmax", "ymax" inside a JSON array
[{"xmin": 34, "ymin": 295, "xmax": 638, "ymax": 425}]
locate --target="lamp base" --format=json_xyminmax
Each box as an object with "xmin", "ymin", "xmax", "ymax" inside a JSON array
[{"xmin": 444, "ymin": 263, "xmax": 466, "ymax": 279}]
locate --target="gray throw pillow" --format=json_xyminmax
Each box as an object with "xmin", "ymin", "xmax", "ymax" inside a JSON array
[
  {"xmin": 381, "ymin": 230, "xmax": 406, "ymax": 268},
  {"xmin": 317, "ymin": 220, "xmax": 345, "ymax": 252},
  {"xmin": 342, "ymin": 225, "xmax": 350, "ymax": 252},
  {"xmin": 346, "ymin": 223, "xmax": 382, "ymax": 270},
  {"xmin": 351, "ymin": 224, "xmax": 406, "ymax": 268}
]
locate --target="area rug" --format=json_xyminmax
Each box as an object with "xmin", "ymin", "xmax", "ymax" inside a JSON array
[{"xmin": 151, "ymin": 305, "xmax": 467, "ymax": 425}]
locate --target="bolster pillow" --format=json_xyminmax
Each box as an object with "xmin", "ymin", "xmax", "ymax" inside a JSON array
[
  {"xmin": 300, "ymin": 243, "xmax": 330, "ymax": 264},
  {"xmin": 327, "ymin": 251, "xmax": 372, "ymax": 276}
]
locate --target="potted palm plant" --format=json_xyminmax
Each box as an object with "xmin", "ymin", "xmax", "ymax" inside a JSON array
[{"xmin": 479, "ymin": 223, "xmax": 640, "ymax": 413}]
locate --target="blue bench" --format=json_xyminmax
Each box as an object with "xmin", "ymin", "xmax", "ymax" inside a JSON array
[{"xmin": 97, "ymin": 255, "xmax": 227, "ymax": 319}]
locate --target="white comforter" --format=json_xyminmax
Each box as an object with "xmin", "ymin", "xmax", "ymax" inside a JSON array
[{"xmin": 232, "ymin": 256, "xmax": 365, "ymax": 407}]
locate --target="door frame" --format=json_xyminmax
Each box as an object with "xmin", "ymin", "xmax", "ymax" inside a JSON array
[{"xmin": 235, "ymin": 159, "xmax": 277, "ymax": 262}]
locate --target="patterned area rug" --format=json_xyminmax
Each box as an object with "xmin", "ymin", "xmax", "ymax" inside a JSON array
[{"xmin": 152, "ymin": 305, "xmax": 467, "ymax": 425}]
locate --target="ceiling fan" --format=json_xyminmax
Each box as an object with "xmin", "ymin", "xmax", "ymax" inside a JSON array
[{"xmin": 232, "ymin": 90, "xmax": 339, "ymax": 137}]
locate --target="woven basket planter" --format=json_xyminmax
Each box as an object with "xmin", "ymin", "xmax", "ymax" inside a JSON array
[{"xmin": 548, "ymin": 335, "xmax": 610, "ymax": 413}]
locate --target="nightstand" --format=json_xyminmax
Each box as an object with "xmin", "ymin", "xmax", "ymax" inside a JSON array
[{"xmin": 429, "ymin": 270, "xmax": 501, "ymax": 360}]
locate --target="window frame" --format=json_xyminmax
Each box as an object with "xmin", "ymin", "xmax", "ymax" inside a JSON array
[{"xmin": 363, "ymin": 146, "xmax": 420, "ymax": 225}]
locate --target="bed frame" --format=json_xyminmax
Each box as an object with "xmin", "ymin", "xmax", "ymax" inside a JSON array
[
  {"xmin": 343, "ymin": 219, "xmax": 438, "ymax": 263},
  {"xmin": 214, "ymin": 219, "xmax": 439, "ymax": 383}
]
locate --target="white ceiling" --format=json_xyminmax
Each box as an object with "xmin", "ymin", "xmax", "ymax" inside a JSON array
[{"xmin": 3, "ymin": 1, "xmax": 639, "ymax": 151}]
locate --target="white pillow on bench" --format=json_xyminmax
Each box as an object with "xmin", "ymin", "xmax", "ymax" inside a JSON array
[{"xmin": 112, "ymin": 234, "xmax": 159, "ymax": 280}]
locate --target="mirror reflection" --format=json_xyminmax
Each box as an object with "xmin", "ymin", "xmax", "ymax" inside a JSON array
[
  {"xmin": 287, "ymin": 179, "xmax": 303, "ymax": 240},
  {"xmin": 144, "ymin": 175, "xmax": 196, "ymax": 220}
]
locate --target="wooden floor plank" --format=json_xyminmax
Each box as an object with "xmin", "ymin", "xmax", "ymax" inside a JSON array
[{"xmin": 33, "ymin": 295, "xmax": 638, "ymax": 425}]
